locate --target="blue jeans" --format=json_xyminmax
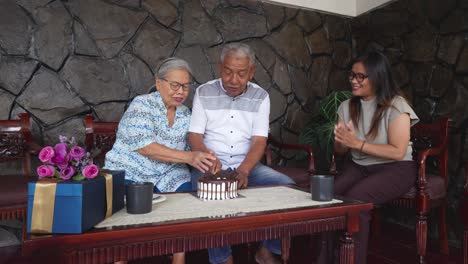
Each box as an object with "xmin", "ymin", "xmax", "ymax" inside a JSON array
[
  {"xmin": 124, "ymin": 180, "xmax": 192, "ymax": 193},
  {"xmin": 191, "ymin": 163, "xmax": 295, "ymax": 264}
]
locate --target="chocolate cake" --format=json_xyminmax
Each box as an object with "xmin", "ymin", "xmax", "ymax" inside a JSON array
[{"xmin": 197, "ymin": 170, "xmax": 239, "ymax": 200}]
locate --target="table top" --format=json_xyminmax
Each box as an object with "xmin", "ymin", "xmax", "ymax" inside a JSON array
[
  {"xmin": 25, "ymin": 186, "xmax": 372, "ymax": 242},
  {"xmin": 94, "ymin": 186, "xmax": 344, "ymax": 229}
]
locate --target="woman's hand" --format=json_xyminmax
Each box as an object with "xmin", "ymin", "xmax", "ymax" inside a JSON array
[
  {"xmin": 335, "ymin": 114, "xmax": 411, "ymax": 160},
  {"xmin": 210, "ymin": 154, "xmax": 223, "ymax": 175},
  {"xmin": 334, "ymin": 120, "xmax": 361, "ymax": 150},
  {"xmin": 190, "ymin": 151, "xmax": 216, "ymax": 173},
  {"xmin": 334, "ymin": 120, "xmax": 349, "ymax": 154}
]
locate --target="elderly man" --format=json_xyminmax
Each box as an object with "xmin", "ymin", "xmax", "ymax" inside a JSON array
[{"xmin": 188, "ymin": 43, "xmax": 295, "ymax": 264}]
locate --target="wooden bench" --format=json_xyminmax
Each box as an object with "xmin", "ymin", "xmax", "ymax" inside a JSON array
[{"xmin": 0, "ymin": 113, "xmax": 40, "ymax": 241}]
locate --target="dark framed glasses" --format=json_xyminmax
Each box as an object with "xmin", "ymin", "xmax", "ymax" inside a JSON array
[
  {"xmin": 161, "ymin": 78, "xmax": 192, "ymax": 92},
  {"xmin": 348, "ymin": 71, "xmax": 368, "ymax": 83}
]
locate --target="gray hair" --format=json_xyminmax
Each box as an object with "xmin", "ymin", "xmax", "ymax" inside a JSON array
[
  {"xmin": 220, "ymin": 43, "xmax": 256, "ymax": 66},
  {"xmin": 155, "ymin": 57, "xmax": 193, "ymax": 79}
]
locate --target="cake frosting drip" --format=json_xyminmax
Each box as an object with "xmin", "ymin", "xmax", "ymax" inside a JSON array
[{"xmin": 197, "ymin": 170, "xmax": 239, "ymax": 200}]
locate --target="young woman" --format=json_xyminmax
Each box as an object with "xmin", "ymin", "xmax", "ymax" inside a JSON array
[{"xmin": 332, "ymin": 51, "xmax": 419, "ymax": 264}]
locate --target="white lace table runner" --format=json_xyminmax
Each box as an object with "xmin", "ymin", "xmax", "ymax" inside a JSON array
[{"xmin": 95, "ymin": 186, "xmax": 342, "ymax": 228}]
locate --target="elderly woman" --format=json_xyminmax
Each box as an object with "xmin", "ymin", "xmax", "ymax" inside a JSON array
[{"xmin": 105, "ymin": 57, "xmax": 216, "ymax": 264}]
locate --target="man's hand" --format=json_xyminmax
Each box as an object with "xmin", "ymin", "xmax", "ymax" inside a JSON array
[
  {"xmin": 235, "ymin": 166, "xmax": 250, "ymax": 189},
  {"xmin": 233, "ymin": 136, "xmax": 265, "ymax": 189}
]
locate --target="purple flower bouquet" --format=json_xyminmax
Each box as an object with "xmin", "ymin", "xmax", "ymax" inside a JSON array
[{"xmin": 37, "ymin": 135, "xmax": 99, "ymax": 181}]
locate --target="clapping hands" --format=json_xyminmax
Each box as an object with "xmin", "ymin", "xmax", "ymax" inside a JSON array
[{"xmin": 334, "ymin": 120, "xmax": 360, "ymax": 149}]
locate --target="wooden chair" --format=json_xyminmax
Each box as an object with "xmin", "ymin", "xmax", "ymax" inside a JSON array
[
  {"xmin": 462, "ymin": 159, "xmax": 468, "ymax": 264},
  {"xmin": 370, "ymin": 118, "xmax": 450, "ymax": 263},
  {"xmin": 0, "ymin": 113, "xmax": 39, "ymax": 241},
  {"xmin": 84, "ymin": 115, "xmax": 119, "ymax": 167},
  {"xmin": 265, "ymin": 134, "xmax": 315, "ymax": 188}
]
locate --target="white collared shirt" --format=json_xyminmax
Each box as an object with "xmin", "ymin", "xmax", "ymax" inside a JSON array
[{"xmin": 189, "ymin": 79, "xmax": 270, "ymax": 169}]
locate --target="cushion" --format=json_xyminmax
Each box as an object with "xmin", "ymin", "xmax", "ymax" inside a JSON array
[
  {"xmin": 401, "ymin": 174, "xmax": 446, "ymax": 200},
  {"xmin": 270, "ymin": 165, "xmax": 311, "ymax": 188},
  {"xmin": 0, "ymin": 175, "xmax": 32, "ymax": 209}
]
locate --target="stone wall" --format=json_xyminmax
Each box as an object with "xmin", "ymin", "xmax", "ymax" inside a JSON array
[
  {"xmin": 352, "ymin": 0, "xmax": 468, "ymax": 246},
  {"xmin": 0, "ymin": 0, "xmax": 352, "ymax": 147}
]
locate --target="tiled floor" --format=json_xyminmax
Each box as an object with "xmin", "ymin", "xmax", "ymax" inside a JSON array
[
  {"xmin": 0, "ymin": 221, "xmax": 463, "ymax": 264},
  {"xmin": 366, "ymin": 223, "xmax": 462, "ymax": 264}
]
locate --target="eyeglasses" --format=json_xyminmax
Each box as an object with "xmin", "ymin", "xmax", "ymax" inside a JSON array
[
  {"xmin": 161, "ymin": 78, "xmax": 192, "ymax": 92},
  {"xmin": 348, "ymin": 71, "xmax": 369, "ymax": 83}
]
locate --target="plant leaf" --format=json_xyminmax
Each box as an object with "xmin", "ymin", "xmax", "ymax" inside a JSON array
[
  {"xmin": 298, "ymin": 91, "xmax": 352, "ymax": 168},
  {"xmin": 54, "ymin": 170, "xmax": 60, "ymax": 179},
  {"xmin": 72, "ymin": 173, "xmax": 85, "ymax": 181},
  {"xmin": 319, "ymin": 91, "xmax": 352, "ymax": 122}
]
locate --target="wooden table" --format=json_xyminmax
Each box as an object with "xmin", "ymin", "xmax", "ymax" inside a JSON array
[{"xmin": 23, "ymin": 186, "xmax": 372, "ymax": 264}]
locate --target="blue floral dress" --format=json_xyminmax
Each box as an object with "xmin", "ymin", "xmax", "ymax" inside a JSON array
[{"xmin": 104, "ymin": 92, "xmax": 191, "ymax": 192}]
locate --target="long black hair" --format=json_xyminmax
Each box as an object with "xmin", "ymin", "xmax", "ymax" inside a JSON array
[{"xmin": 349, "ymin": 51, "xmax": 405, "ymax": 139}]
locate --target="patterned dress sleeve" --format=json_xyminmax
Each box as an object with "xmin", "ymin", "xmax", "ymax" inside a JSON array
[{"xmin": 118, "ymin": 96, "xmax": 159, "ymax": 151}]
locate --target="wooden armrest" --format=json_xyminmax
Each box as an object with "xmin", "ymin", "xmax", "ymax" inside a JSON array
[
  {"xmin": 329, "ymin": 154, "xmax": 337, "ymax": 176},
  {"xmin": 416, "ymin": 147, "xmax": 442, "ymax": 190},
  {"xmin": 27, "ymin": 142, "xmax": 42, "ymax": 155},
  {"xmin": 22, "ymin": 129, "xmax": 41, "ymax": 155},
  {"xmin": 268, "ymin": 136, "xmax": 313, "ymax": 153},
  {"xmin": 267, "ymin": 135, "xmax": 315, "ymax": 174},
  {"xmin": 417, "ymin": 147, "xmax": 441, "ymax": 165}
]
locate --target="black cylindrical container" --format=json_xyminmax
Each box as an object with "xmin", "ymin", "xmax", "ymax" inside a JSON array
[
  {"xmin": 126, "ymin": 182, "xmax": 154, "ymax": 214},
  {"xmin": 310, "ymin": 175, "xmax": 334, "ymax": 201}
]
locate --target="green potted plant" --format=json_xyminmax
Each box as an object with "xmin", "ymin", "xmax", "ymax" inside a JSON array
[{"xmin": 298, "ymin": 91, "xmax": 352, "ymax": 174}]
